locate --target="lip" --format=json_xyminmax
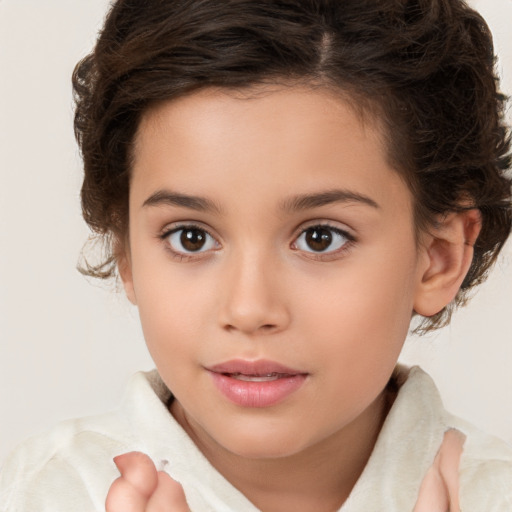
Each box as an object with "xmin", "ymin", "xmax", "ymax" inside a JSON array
[
  {"xmin": 206, "ymin": 359, "xmax": 308, "ymax": 408},
  {"xmin": 208, "ymin": 359, "xmax": 304, "ymax": 376}
]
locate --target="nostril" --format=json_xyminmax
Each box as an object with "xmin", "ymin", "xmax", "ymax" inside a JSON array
[{"xmin": 223, "ymin": 323, "xmax": 278, "ymax": 334}]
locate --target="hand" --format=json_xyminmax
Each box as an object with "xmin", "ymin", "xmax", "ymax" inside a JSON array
[
  {"xmin": 413, "ymin": 429, "xmax": 465, "ymax": 512},
  {"xmin": 106, "ymin": 451, "xmax": 190, "ymax": 512}
]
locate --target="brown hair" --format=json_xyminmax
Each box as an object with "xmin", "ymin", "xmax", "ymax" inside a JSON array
[{"xmin": 73, "ymin": 0, "xmax": 511, "ymax": 332}]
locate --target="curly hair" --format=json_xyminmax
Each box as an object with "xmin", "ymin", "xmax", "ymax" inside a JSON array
[{"xmin": 73, "ymin": 0, "xmax": 511, "ymax": 332}]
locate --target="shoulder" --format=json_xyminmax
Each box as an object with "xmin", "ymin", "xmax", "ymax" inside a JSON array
[
  {"xmin": 0, "ymin": 410, "xmax": 130, "ymax": 511},
  {"xmin": 0, "ymin": 371, "xmax": 169, "ymax": 512}
]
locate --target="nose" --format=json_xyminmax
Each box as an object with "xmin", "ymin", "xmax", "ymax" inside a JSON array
[{"xmin": 218, "ymin": 250, "xmax": 290, "ymax": 336}]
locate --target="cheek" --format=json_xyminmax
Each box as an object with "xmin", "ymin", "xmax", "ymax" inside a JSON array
[
  {"xmin": 137, "ymin": 289, "xmax": 207, "ymax": 341},
  {"xmin": 298, "ymin": 247, "xmax": 419, "ymax": 367},
  {"xmin": 304, "ymin": 259, "xmax": 416, "ymax": 326},
  {"xmin": 131, "ymin": 263, "xmax": 214, "ymax": 362},
  {"xmin": 295, "ymin": 266, "xmax": 414, "ymax": 424}
]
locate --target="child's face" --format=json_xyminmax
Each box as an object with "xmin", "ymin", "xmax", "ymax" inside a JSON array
[{"xmin": 121, "ymin": 86, "xmax": 430, "ymax": 459}]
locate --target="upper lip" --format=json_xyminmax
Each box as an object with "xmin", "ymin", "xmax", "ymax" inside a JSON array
[{"xmin": 207, "ymin": 359, "xmax": 306, "ymax": 376}]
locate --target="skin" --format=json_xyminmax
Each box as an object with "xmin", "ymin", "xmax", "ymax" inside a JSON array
[
  {"xmin": 413, "ymin": 429, "xmax": 466, "ymax": 512},
  {"xmin": 106, "ymin": 452, "xmax": 189, "ymax": 512},
  {"xmin": 110, "ymin": 86, "xmax": 480, "ymax": 511}
]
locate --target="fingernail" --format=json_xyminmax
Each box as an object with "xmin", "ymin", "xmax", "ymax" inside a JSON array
[{"xmin": 113, "ymin": 454, "xmax": 126, "ymax": 469}]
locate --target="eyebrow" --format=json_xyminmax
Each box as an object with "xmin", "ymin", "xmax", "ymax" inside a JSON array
[
  {"xmin": 280, "ymin": 189, "xmax": 380, "ymax": 211},
  {"xmin": 142, "ymin": 190, "xmax": 222, "ymax": 213},
  {"xmin": 142, "ymin": 188, "xmax": 379, "ymax": 214}
]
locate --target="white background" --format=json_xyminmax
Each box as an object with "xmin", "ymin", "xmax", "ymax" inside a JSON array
[{"xmin": 0, "ymin": 0, "xmax": 511, "ymax": 464}]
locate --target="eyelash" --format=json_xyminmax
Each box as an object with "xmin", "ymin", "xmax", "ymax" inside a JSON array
[
  {"xmin": 291, "ymin": 223, "xmax": 355, "ymax": 261},
  {"xmin": 159, "ymin": 223, "xmax": 219, "ymax": 262},
  {"xmin": 159, "ymin": 222, "xmax": 356, "ymax": 262}
]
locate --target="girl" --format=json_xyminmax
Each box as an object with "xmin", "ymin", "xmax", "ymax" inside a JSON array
[{"xmin": 1, "ymin": 0, "xmax": 511, "ymax": 510}]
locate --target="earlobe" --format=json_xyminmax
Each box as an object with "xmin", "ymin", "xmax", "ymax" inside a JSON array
[
  {"xmin": 118, "ymin": 252, "xmax": 137, "ymax": 306},
  {"xmin": 413, "ymin": 209, "xmax": 481, "ymax": 317}
]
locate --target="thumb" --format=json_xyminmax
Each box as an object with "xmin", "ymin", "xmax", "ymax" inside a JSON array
[
  {"xmin": 113, "ymin": 451, "xmax": 159, "ymax": 498},
  {"xmin": 147, "ymin": 471, "xmax": 191, "ymax": 512}
]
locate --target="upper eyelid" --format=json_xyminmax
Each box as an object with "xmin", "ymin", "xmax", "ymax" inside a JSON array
[
  {"xmin": 159, "ymin": 223, "xmax": 221, "ymax": 252},
  {"xmin": 292, "ymin": 225, "xmax": 353, "ymax": 248},
  {"xmin": 160, "ymin": 221, "xmax": 217, "ymax": 239},
  {"xmin": 293, "ymin": 220, "xmax": 355, "ymax": 239},
  {"xmin": 161, "ymin": 225, "xmax": 221, "ymax": 258},
  {"xmin": 158, "ymin": 220, "xmax": 355, "ymax": 244},
  {"xmin": 291, "ymin": 223, "xmax": 356, "ymax": 260}
]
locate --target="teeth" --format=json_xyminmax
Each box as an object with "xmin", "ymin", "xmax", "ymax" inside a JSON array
[{"xmin": 229, "ymin": 372, "xmax": 284, "ymax": 382}]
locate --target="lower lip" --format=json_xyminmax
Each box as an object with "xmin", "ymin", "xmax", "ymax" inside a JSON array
[{"xmin": 209, "ymin": 372, "xmax": 307, "ymax": 408}]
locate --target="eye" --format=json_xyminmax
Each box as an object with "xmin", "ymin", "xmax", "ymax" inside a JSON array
[
  {"xmin": 165, "ymin": 226, "xmax": 218, "ymax": 254},
  {"xmin": 293, "ymin": 225, "xmax": 351, "ymax": 253}
]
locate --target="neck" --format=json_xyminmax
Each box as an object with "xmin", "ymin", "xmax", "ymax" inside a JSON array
[{"xmin": 172, "ymin": 386, "xmax": 395, "ymax": 512}]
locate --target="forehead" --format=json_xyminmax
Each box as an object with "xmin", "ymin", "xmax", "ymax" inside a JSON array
[
  {"xmin": 134, "ymin": 84, "xmax": 385, "ymax": 157},
  {"xmin": 130, "ymin": 85, "xmax": 410, "ymax": 216}
]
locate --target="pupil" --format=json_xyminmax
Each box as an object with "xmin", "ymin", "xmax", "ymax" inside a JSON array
[
  {"xmin": 306, "ymin": 228, "xmax": 332, "ymax": 252},
  {"xmin": 181, "ymin": 229, "xmax": 206, "ymax": 251}
]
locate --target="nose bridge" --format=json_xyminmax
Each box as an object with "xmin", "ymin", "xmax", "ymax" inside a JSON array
[{"xmin": 219, "ymin": 243, "xmax": 289, "ymax": 334}]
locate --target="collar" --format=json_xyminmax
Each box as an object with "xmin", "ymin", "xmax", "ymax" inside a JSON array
[{"xmin": 121, "ymin": 365, "xmax": 449, "ymax": 512}]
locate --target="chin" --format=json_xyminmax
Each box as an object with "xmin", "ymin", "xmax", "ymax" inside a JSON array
[{"xmin": 214, "ymin": 427, "xmax": 313, "ymax": 460}]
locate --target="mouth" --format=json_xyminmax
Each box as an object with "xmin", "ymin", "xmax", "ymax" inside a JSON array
[
  {"xmin": 226, "ymin": 372, "xmax": 295, "ymax": 382},
  {"xmin": 207, "ymin": 359, "xmax": 305, "ymax": 377},
  {"xmin": 206, "ymin": 359, "xmax": 308, "ymax": 408}
]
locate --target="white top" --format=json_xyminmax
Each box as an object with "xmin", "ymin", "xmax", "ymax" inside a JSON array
[{"xmin": 1, "ymin": 366, "xmax": 511, "ymax": 511}]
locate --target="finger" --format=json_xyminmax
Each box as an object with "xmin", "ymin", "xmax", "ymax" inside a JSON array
[
  {"xmin": 106, "ymin": 476, "xmax": 149, "ymax": 512},
  {"xmin": 113, "ymin": 452, "xmax": 159, "ymax": 498},
  {"xmin": 438, "ymin": 429, "xmax": 465, "ymax": 512},
  {"xmin": 412, "ymin": 465, "xmax": 449, "ymax": 512},
  {"xmin": 147, "ymin": 472, "xmax": 190, "ymax": 512}
]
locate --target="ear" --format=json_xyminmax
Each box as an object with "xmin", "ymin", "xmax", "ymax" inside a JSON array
[
  {"xmin": 413, "ymin": 209, "xmax": 481, "ymax": 317},
  {"xmin": 117, "ymin": 242, "xmax": 137, "ymax": 306}
]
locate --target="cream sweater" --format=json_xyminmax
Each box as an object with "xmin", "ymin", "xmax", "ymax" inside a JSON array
[{"xmin": 1, "ymin": 366, "xmax": 511, "ymax": 511}]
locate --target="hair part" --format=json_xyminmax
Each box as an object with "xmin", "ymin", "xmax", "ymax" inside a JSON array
[{"xmin": 73, "ymin": 0, "xmax": 512, "ymax": 332}]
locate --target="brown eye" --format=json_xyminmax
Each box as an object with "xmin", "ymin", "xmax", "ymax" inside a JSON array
[
  {"xmin": 295, "ymin": 225, "xmax": 349, "ymax": 253},
  {"xmin": 305, "ymin": 227, "xmax": 332, "ymax": 251},
  {"xmin": 181, "ymin": 228, "xmax": 206, "ymax": 251},
  {"xmin": 167, "ymin": 227, "xmax": 217, "ymax": 254}
]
